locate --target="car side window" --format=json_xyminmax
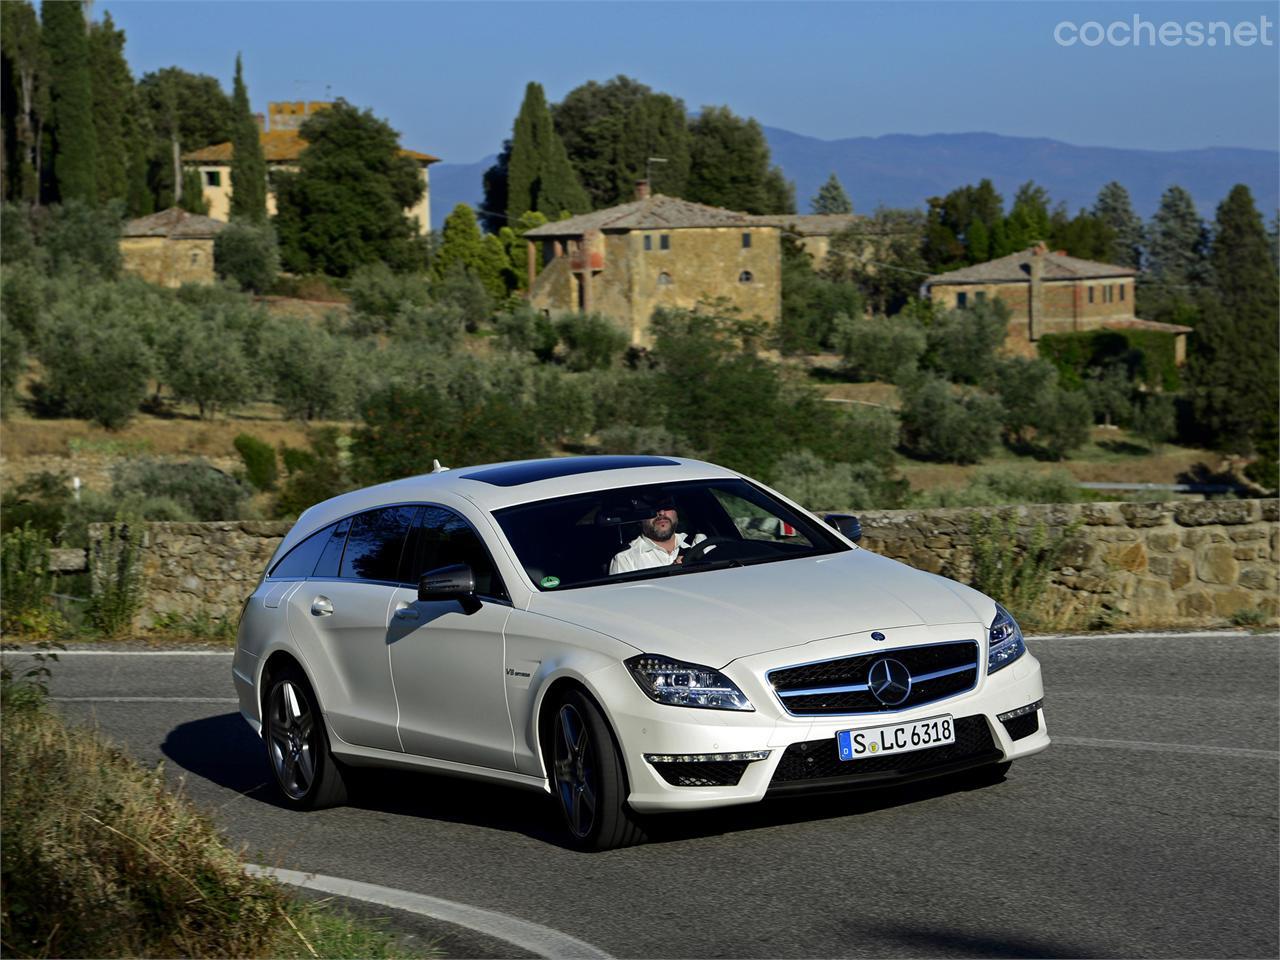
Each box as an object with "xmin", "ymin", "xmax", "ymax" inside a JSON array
[
  {"xmin": 341, "ymin": 506, "xmax": 418, "ymax": 582},
  {"xmin": 410, "ymin": 506, "xmax": 508, "ymax": 601},
  {"xmin": 711, "ymin": 489, "xmax": 815, "ymax": 546},
  {"xmin": 269, "ymin": 522, "xmax": 337, "ymax": 579},
  {"xmin": 312, "ymin": 517, "xmax": 352, "ymax": 579}
]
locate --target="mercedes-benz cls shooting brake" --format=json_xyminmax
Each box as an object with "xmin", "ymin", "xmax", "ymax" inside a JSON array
[{"xmin": 233, "ymin": 456, "xmax": 1049, "ymax": 849}]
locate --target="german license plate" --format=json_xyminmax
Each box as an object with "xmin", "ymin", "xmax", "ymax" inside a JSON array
[{"xmin": 837, "ymin": 715, "xmax": 955, "ymax": 761}]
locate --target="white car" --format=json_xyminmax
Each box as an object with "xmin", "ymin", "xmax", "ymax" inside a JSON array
[{"xmin": 233, "ymin": 456, "xmax": 1048, "ymax": 850}]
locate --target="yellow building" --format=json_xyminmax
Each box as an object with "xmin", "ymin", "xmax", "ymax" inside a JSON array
[
  {"xmin": 182, "ymin": 101, "xmax": 439, "ymax": 234},
  {"xmin": 524, "ymin": 187, "xmax": 782, "ymax": 345},
  {"xmin": 747, "ymin": 213, "xmax": 860, "ymax": 267},
  {"xmin": 119, "ymin": 207, "xmax": 226, "ymax": 288}
]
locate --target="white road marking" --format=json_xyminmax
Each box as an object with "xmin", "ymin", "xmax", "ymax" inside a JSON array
[
  {"xmin": 51, "ymin": 696, "xmax": 237, "ymax": 704},
  {"xmin": 1054, "ymin": 736, "xmax": 1279, "ymax": 760},
  {"xmin": 246, "ymin": 864, "xmax": 614, "ymax": 960}
]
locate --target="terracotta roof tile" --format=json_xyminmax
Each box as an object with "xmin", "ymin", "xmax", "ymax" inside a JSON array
[
  {"xmin": 524, "ymin": 194, "xmax": 766, "ymax": 237},
  {"xmin": 121, "ymin": 207, "xmax": 227, "ymax": 239},
  {"xmin": 927, "ymin": 247, "xmax": 1134, "ymax": 284},
  {"xmin": 182, "ymin": 129, "xmax": 439, "ymax": 165}
]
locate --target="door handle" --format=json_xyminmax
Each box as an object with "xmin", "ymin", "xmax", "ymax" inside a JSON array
[
  {"xmin": 393, "ymin": 603, "xmax": 419, "ymax": 621},
  {"xmin": 310, "ymin": 596, "xmax": 333, "ymax": 617}
]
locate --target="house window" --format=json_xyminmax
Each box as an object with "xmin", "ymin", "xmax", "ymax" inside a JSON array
[
  {"xmin": 974, "ymin": 291, "xmax": 986, "ymax": 303},
  {"xmin": 742, "ymin": 233, "xmax": 752, "ymax": 249},
  {"xmin": 1088, "ymin": 286, "xmax": 1094, "ymax": 304},
  {"xmin": 659, "ymin": 234, "xmax": 670, "ymax": 251},
  {"xmin": 739, "ymin": 270, "xmax": 753, "ymax": 283},
  {"xmin": 657, "ymin": 272, "xmax": 673, "ymax": 286},
  {"xmin": 956, "ymin": 292, "xmax": 968, "ymax": 308},
  {"xmin": 204, "ymin": 170, "xmax": 221, "ymax": 187},
  {"xmin": 1120, "ymin": 285, "xmax": 1126, "ymax": 302},
  {"xmin": 644, "ymin": 235, "xmax": 652, "ymax": 251}
]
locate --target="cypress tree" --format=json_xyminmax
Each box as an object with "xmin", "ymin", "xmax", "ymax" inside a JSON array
[
  {"xmin": 1092, "ymin": 181, "xmax": 1144, "ymax": 269},
  {"xmin": 1, "ymin": 0, "xmax": 46, "ymax": 204},
  {"xmin": 1190, "ymin": 185, "xmax": 1279, "ymax": 454},
  {"xmin": 41, "ymin": 0, "xmax": 97, "ymax": 203},
  {"xmin": 229, "ymin": 53, "xmax": 267, "ymax": 222},
  {"xmin": 505, "ymin": 82, "xmax": 589, "ymax": 224},
  {"xmin": 87, "ymin": 13, "xmax": 131, "ymax": 206},
  {"xmin": 810, "ymin": 173, "xmax": 852, "ymax": 215}
]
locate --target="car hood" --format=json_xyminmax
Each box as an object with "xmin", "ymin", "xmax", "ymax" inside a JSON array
[{"xmin": 526, "ymin": 548, "xmax": 990, "ymax": 667}]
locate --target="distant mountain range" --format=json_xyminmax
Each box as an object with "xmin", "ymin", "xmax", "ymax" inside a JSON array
[{"xmin": 429, "ymin": 129, "xmax": 1279, "ymax": 231}]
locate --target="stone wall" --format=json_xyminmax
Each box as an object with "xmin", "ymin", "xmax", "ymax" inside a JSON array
[
  {"xmin": 88, "ymin": 500, "xmax": 1278, "ymax": 630},
  {"xmin": 857, "ymin": 499, "xmax": 1278, "ymax": 628},
  {"xmin": 88, "ymin": 520, "xmax": 290, "ymax": 626},
  {"xmin": 119, "ymin": 236, "xmax": 217, "ymax": 288}
]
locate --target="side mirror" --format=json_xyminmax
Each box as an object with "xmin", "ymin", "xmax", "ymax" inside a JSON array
[
  {"xmin": 824, "ymin": 514, "xmax": 862, "ymax": 543},
  {"xmin": 418, "ymin": 563, "xmax": 482, "ymax": 615}
]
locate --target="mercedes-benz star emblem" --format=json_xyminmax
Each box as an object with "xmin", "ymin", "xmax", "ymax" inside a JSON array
[
  {"xmin": 868, "ymin": 658, "xmax": 912, "ymax": 706},
  {"xmin": 871, "ymin": 631, "xmax": 886, "ymax": 642}
]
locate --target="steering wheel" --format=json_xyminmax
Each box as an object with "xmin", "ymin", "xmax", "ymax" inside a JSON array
[{"xmin": 681, "ymin": 537, "xmax": 738, "ymax": 564}]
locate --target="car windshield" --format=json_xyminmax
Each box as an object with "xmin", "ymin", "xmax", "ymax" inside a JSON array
[{"xmin": 491, "ymin": 478, "xmax": 849, "ymax": 591}]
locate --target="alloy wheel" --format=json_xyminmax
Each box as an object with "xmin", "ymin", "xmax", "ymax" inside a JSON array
[
  {"xmin": 553, "ymin": 702, "xmax": 598, "ymax": 839},
  {"xmin": 268, "ymin": 680, "xmax": 317, "ymax": 800}
]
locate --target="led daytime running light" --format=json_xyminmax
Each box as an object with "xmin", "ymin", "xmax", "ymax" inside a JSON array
[
  {"xmin": 625, "ymin": 655, "xmax": 754, "ymax": 711},
  {"xmin": 997, "ymin": 699, "xmax": 1043, "ymax": 722},
  {"xmin": 644, "ymin": 751, "xmax": 770, "ymax": 764}
]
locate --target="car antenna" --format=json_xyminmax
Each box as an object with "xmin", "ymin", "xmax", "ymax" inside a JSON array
[{"xmin": 431, "ymin": 459, "xmax": 448, "ymax": 473}]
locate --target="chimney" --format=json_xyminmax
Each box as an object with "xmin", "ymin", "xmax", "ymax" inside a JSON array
[
  {"xmin": 1028, "ymin": 244, "xmax": 1046, "ymax": 341},
  {"xmin": 635, "ymin": 180, "xmax": 650, "ymax": 200}
]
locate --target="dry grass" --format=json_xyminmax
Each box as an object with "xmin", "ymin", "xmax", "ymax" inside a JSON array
[
  {"xmin": 0, "ymin": 687, "xmax": 432, "ymax": 958},
  {"xmin": 0, "ymin": 411, "xmax": 352, "ymax": 460}
]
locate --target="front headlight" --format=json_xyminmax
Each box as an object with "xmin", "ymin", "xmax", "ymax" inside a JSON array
[
  {"xmin": 988, "ymin": 604, "xmax": 1026, "ymax": 673},
  {"xmin": 625, "ymin": 655, "xmax": 754, "ymax": 711}
]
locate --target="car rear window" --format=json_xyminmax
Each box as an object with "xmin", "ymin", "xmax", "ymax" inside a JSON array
[{"xmin": 269, "ymin": 521, "xmax": 336, "ymax": 579}]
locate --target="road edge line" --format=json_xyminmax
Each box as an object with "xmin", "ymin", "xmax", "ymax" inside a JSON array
[{"xmin": 245, "ymin": 864, "xmax": 614, "ymax": 960}]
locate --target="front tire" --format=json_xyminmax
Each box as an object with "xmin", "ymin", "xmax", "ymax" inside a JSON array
[
  {"xmin": 549, "ymin": 689, "xmax": 645, "ymax": 851},
  {"xmin": 264, "ymin": 665, "xmax": 347, "ymax": 810}
]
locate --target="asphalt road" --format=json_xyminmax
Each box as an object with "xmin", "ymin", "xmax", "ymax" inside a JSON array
[{"xmin": 21, "ymin": 633, "xmax": 1280, "ymax": 959}]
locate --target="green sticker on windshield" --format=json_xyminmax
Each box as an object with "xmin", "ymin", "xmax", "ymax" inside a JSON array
[{"xmin": 540, "ymin": 575, "xmax": 561, "ymax": 589}]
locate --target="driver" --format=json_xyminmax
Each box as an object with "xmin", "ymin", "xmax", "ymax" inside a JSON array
[{"xmin": 609, "ymin": 495, "xmax": 706, "ymax": 574}]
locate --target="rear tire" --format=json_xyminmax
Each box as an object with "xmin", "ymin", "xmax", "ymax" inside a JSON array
[
  {"xmin": 548, "ymin": 689, "xmax": 645, "ymax": 851},
  {"xmin": 264, "ymin": 664, "xmax": 347, "ymax": 810}
]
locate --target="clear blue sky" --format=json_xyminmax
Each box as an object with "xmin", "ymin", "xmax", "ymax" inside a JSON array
[{"xmin": 101, "ymin": 1, "xmax": 1280, "ymax": 163}]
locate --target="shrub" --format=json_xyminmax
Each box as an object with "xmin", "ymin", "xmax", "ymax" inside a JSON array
[
  {"xmin": 1083, "ymin": 363, "xmax": 1136, "ymax": 427},
  {"xmin": 214, "ymin": 221, "xmax": 280, "ymax": 293},
  {"xmin": 33, "ymin": 311, "xmax": 152, "ymax": 429},
  {"xmin": 0, "ymin": 201, "xmax": 41, "ymax": 267},
  {"xmin": 899, "ymin": 377, "xmax": 1003, "ymax": 463},
  {"xmin": 912, "ymin": 467, "xmax": 1084, "ymax": 507},
  {"xmin": 0, "ymin": 525, "xmax": 61, "ymax": 636},
  {"xmin": 968, "ymin": 512, "xmax": 1081, "ymax": 629},
  {"xmin": 111, "ymin": 459, "xmax": 250, "ymax": 522},
  {"xmin": 555, "ymin": 312, "xmax": 628, "ymax": 371},
  {"xmin": 1039, "ymin": 328, "xmax": 1180, "ymax": 392},
  {"xmin": 770, "ymin": 450, "xmax": 902, "ymax": 511},
  {"xmin": 346, "ymin": 262, "xmax": 430, "ymax": 328},
  {"xmin": 0, "ymin": 262, "xmax": 52, "ymax": 339},
  {"xmin": 922, "ymin": 300, "xmax": 1009, "ymax": 384},
  {"xmin": 1131, "ymin": 393, "xmax": 1178, "ymax": 451},
  {"xmin": 161, "ymin": 312, "xmax": 257, "ymax": 418},
  {"xmin": 595, "ymin": 424, "xmax": 702, "ymax": 458},
  {"xmin": 235, "ymin": 434, "xmax": 279, "ymax": 491},
  {"xmin": 39, "ymin": 199, "xmax": 123, "ymax": 280},
  {"xmin": 1, "ymin": 314, "xmax": 26, "ymax": 413},
  {"xmin": 494, "ymin": 305, "xmax": 559, "ymax": 361},
  {"xmin": 430, "ymin": 261, "xmax": 494, "ymax": 328},
  {"xmin": 274, "ymin": 428, "xmax": 354, "ymax": 518},
  {"xmin": 1033, "ymin": 387, "xmax": 1093, "ymax": 460},
  {"xmin": 87, "ymin": 519, "xmax": 145, "ymax": 637},
  {"xmin": 833, "ymin": 313, "xmax": 926, "ymax": 381},
  {"xmin": 778, "ymin": 236, "xmax": 864, "ymax": 354},
  {"xmin": 392, "ymin": 300, "xmax": 468, "ymax": 346},
  {"xmin": 262, "ymin": 321, "xmax": 357, "ymax": 421}
]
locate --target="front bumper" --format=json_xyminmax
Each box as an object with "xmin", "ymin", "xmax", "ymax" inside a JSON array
[{"xmin": 595, "ymin": 635, "xmax": 1048, "ymax": 813}]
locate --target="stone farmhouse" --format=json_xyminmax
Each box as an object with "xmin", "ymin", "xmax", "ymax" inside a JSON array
[
  {"xmin": 747, "ymin": 213, "xmax": 860, "ymax": 268},
  {"xmin": 182, "ymin": 101, "xmax": 439, "ymax": 234},
  {"xmin": 119, "ymin": 207, "xmax": 226, "ymax": 287},
  {"xmin": 524, "ymin": 185, "xmax": 782, "ymax": 345},
  {"xmin": 925, "ymin": 243, "xmax": 1192, "ymax": 362}
]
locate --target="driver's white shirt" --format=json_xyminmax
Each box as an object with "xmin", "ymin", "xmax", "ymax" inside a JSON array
[{"xmin": 609, "ymin": 532, "xmax": 707, "ymax": 575}]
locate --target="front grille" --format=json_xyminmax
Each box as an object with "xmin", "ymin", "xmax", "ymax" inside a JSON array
[
  {"xmin": 768, "ymin": 715, "xmax": 998, "ymax": 793},
  {"xmin": 1001, "ymin": 711, "xmax": 1039, "ymax": 741},
  {"xmin": 650, "ymin": 760, "xmax": 750, "ymax": 787},
  {"xmin": 768, "ymin": 640, "xmax": 979, "ymax": 715}
]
